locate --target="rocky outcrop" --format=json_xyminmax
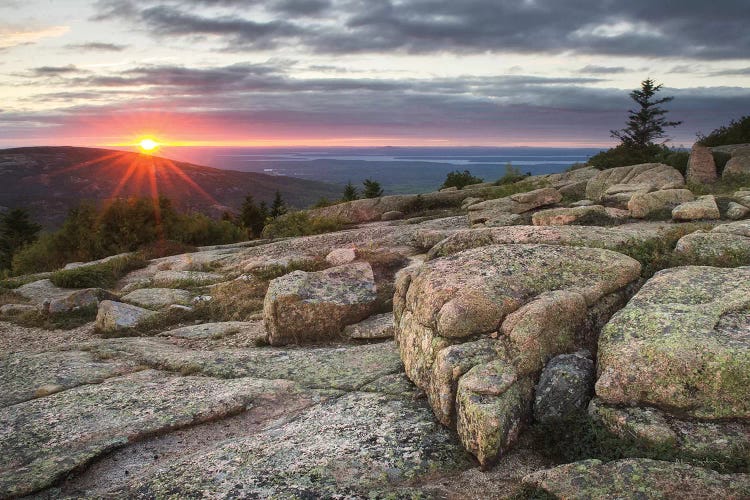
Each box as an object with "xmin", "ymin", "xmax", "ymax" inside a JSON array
[
  {"xmin": 95, "ymin": 300, "xmax": 157, "ymax": 334},
  {"xmin": 533, "ymin": 350, "xmax": 594, "ymax": 423},
  {"xmin": 263, "ymin": 262, "xmax": 378, "ymax": 345},
  {"xmin": 686, "ymin": 143, "xmax": 717, "ymax": 184},
  {"xmin": 121, "ymin": 288, "xmax": 192, "ymax": 309},
  {"xmin": 160, "ymin": 321, "xmax": 265, "ymax": 340},
  {"xmin": 674, "ymin": 221, "xmax": 750, "ymax": 266},
  {"xmin": 427, "ymin": 223, "xmax": 673, "ymax": 260},
  {"xmin": 343, "ymin": 312, "xmax": 394, "ymax": 339},
  {"xmin": 672, "ymin": 195, "xmax": 720, "ymax": 221},
  {"xmin": 395, "ymin": 243, "xmax": 640, "ymax": 465},
  {"xmin": 468, "ymin": 187, "xmax": 562, "ymax": 227},
  {"xmin": 16, "ymin": 279, "xmax": 111, "ymax": 314},
  {"xmin": 597, "ymin": 266, "xmax": 750, "ymax": 419},
  {"xmin": 531, "ymin": 205, "xmax": 627, "ymax": 226},
  {"xmin": 628, "ymin": 189, "xmax": 695, "ymax": 219},
  {"xmin": 522, "ymin": 458, "xmax": 750, "ymax": 499},
  {"xmin": 586, "ymin": 163, "xmax": 685, "ymax": 207}
]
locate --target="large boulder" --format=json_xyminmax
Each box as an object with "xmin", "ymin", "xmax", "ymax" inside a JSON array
[
  {"xmin": 95, "ymin": 300, "xmax": 157, "ymax": 334},
  {"xmin": 727, "ymin": 202, "xmax": 750, "ymax": 220},
  {"xmin": 628, "ymin": 189, "xmax": 695, "ymax": 219},
  {"xmin": 395, "ymin": 243, "xmax": 641, "ymax": 465},
  {"xmin": 686, "ymin": 143, "xmax": 718, "ymax": 184},
  {"xmin": 674, "ymin": 221, "xmax": 750, "ymax": 266},
  {"xmin": 586, "ymin": 163, "xmax": 685, "ymax": 207},
  {"xmin": 672, "ymin": 195, "xmax": 720, "ymax": 221},
  {"xmin": 522, "ymin": 458, "xmax": 750, "ymax": 499},
  {"xmin": 723, "ymin": 155, "xmax": 750, "ymax": 178},
  {"xmin": 596, "ymin": 266, "xmax": 750, "ymax": 420},
  {"xmin": 467, "ymin": 188, "xmax": 562, "ymax": 227},
  {"xmin": 531, "ymin": 205, "xmax": 626, "ymax": 226},
  {"xmin": 263, "ymin": 262, "xmax": 378, "ymax": 345}
]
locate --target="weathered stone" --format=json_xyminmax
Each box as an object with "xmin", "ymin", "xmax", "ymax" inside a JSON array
[
  {"xmin": 469, "ymin": 211, "xmax": 525, "ymax": 228},
  {"xmin": 381, "ymin": 210, "xmax": 405, "ymax": 221},
  {"xmin": 727, "ymin": 201, "xmax": 750, "ymax": 220},
  {"xmin": 531, "ymin": 205, "xmax": 622, "ymax": 226},
  {"xmin": 121, "ymin": 288, "xmax": 192, "ymax": 309},
  {"xmin": 686, "ymin": 143, "xmax": 718, "ymax": 184},
  {"xmin": 16, "ymin": 279, "xmax": 109, "ymax": 314},
  {"xmin": 396, "ymin": 243, "xmax": 640, "ymax": 464},
  {"xmin": 597, "ymin": 266, "xmax": 750, "ymax": 419},
  {"xmin": 628, "ymin": 189, "xmax": 695, "ymax": 219},
  {"xmin": 0, "ymin": 350, "xmax": 135, "ymax": 408},
  {"xmin": 674, "ymin": 225, "xmax": 750, "ymax": 266},
  {"xmin": 461, "ymin": 196, "xmax": 483, "ymax": 210},
  {"xmin": 152, "ymin": 270, "xmax": 223, "ymax": 286},
  {"xmin": 343, "ymin": 312, "xmax": 394, "ymax": 339},
  {"xmin": 95, "ymin": 300, "xmax": 157, "ymax": 334},
  {"xmin": 522, "ymin": 458, "xmax": 750, "ymax": 499},
  {"xmin": 0, "ymin": 370, "xmax": 286, "ymax": 498},
  {"xmin": 570, "ymin": 199, "xmax": 595, "ymax": 207},
  {"xmin": 468, "ymin": 188, "xmax": 562, "ymax": 226},
  {"xmin": 735, "ymin": 190, "xmax": 750, "ymax": 208},
  {"xmin": 90, "ymin": 338, "xmax": 404, "ymax": 392},
  {"xmin": 589, "ymin": 399, "xmax": 750, "ymax": 468},
  {"xmin": 672, "ymin": 195, "xmax": 721, "ymax": 221},
  {"xmin": 723, "ymin": 155, "xmax": 750, "ymax": 178},
  {"xmin": 534, "ymin": 350, "xmax": 594, "ymax": 422},
  {"xmin": 63, "ymin": 252, "xmax": 131, "ymax": 270},
  {"xmin": 325, "ymin": 247, "xmax": 357, "ymax": 266},
  {"xmin": 111, "ymin": 391, "xmax": 469, "ymax": 499},
  {"xmin": 586, "ymin": 163, "xmax": 685, "ymax": 206},
  {"xmin": 263, "ymin": 262, "xmax": 378, "ymax": 345},
  {"xmin": 160, "ymin": 321, "xmax": 265, "ymax": 340},
  {"xmin": 456, "ymin": 360, "xmax": 534, "ymax": 465}
]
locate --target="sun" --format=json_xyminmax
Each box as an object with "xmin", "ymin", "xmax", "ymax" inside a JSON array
[{"xmin": 138, "ymin": 138, "xmax": 160, "ymax": 153}]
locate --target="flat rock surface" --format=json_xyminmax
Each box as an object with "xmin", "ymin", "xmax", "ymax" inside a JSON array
[
  {"xmin": 597, "ymin": 265, "xmax": 750, "ymax": 419},
  {"xmin": 344, "ymin": 312, "xmax": 395, "ymax": 339},
  {"xmin": 0, "ymin": 350, "xmax": 136, "ymax": 408},
  {"xmin": 160, "ymin": 320, "xmax": 265, "ymax": 340},
  {"xmin": 121, "ymin": 287, "xmax": 192, "ymax": 309},
  {"xmin": 0, "ymin": 369, "xmax": 278, "ymax": 497},
  {"xmin": 523, "ymin": 458, "xmax": 750, "ymax": 499}
]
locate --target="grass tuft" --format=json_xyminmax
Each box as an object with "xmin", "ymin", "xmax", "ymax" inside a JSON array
[{"xmin": 50, "ymin": 254, "xmax": 148, "ymax": 289}]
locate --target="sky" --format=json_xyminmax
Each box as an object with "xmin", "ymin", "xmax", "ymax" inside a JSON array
[{"xmin": 1, "ymin": 0, "xmax": 749, "ymax": 148}]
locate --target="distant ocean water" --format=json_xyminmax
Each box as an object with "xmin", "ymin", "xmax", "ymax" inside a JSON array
[{"xmin": 168, "ymin": 147, "xmax": 603, "ymax": 194}]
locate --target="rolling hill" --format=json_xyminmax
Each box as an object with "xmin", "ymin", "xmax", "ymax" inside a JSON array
[{"xmin": 0, "ymin": 146, "xmax": 342, "ymax": 228}]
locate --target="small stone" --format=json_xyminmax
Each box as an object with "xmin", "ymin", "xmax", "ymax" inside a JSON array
[
  {"xmin": 534, "ymin": 350, "xmax": 594, "ymax": 422},
  {"xmin": 325, "ymin": 248, "xmax": 357, "ymax": 266},
  {"xmin": 95, "ymin": 300, "xmax": 157, "ymax": 334},
  {"xmin": 727, "ymin": 202, "xmax": 750, "ymax": 220}
]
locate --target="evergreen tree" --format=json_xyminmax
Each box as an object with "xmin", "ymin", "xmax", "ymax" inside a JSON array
[
  {"xmin": 342, "ymin": 181, "xmax": 358, "ymax": 201},
  {"xmin": 611, "ymin": 78, "xmax": 682, "ymax": 149},
  {"xmin": 240, "ymin": 195, "xmax": 266, "ymax": 238},
  {"xmin": 362, "ymin": 178, "xmax": 384, "ymax": 198},
  {"xmin": 0, "ymin": 208, "xmax": 42, "ymax": 270},
  {"xmin": 270, "ymin": 191, "xmax": 287, "ymax": 218}
]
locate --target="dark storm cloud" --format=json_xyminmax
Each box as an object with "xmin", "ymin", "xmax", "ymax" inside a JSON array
[
  {"xmin": 65, "ymin": 42, "xmax": 128, "ymax": 51},
  {"xmin": 30, "ymin": 64, "xmax": 81, "ymax": 76},
  {"xmin": 93, "ymin": 0, "xmax": 750, "ymax": 59},
  {"xmin": 578, "ymin": 65, "xmax": 628, "ymax": 75}
]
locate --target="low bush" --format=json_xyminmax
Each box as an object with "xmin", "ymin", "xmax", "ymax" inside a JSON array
[
  {"xmin": 588, "ymin": 144, "xmax": 690, "ymax": 174},
  {"xmin": 688, "ymin": 173, "xmax": 750, "ymax": 196},
  {"xmin": 50, "ymin": 254, "xmax": 147, "ymax": 289},
  {"xmin": 485, "ymin": 179, "xmax": 549, "ymax": 201},
  {"xmin": 495, "ymin": 163, "xmax": 529, "ymax": 185},
  {"xmin": 14, "ymin": 304, "xmax": 99, "ymax": 330},
  {"xmin": 712, "ymin": 151, "xmax": 732, "ymax": 175},
  {"xmin": 260, "ymin": 212, "xmax": 347, "ymax": 239},
  {"xmin": 441, "ymin": 170, "xmax": 483, "ymax": 190},
  {"xmin": 698, "ymin": 115, "xmax": 750, "ymax": 147}
]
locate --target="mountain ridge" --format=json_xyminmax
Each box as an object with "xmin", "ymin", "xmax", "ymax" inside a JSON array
[{"xmin": 0, "ymin": 146, "xmax": 342, "ymax": 227}]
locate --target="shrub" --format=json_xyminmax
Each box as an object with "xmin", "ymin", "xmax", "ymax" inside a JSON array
[
  {"xmin": 588, "ymin": 143, "xmax": 667, "ymax": 170},
  {"xmin": 402, "ymin": 194, "xmax": 426, "ymax": 215},
  {"xmin": 495, "ymin": 163, "xmax": 529, "ymax": 185},
  {"xmin": 362, "ymin": 179, "xmax": 384, "ymax": 198},
  {"xmin": 50, "ymin": 254, "xmax": 147, "ymax": 289},
  {"xmin": 485, "ymin": 179, "xmax": 549, "ymax": 201},
  {"xmin": 698, "ymin": 115, "xmax": 750, "ymax": 147},
  {"xmin": 260, "ymin": 211, "xmax": 347, "ymax": 239},
  {"xmin": 712, "ymin": 151, "xmax": 732, "ymax": 175},
  {"xmin": 441, "ymin": 170, "xmax": 483, "ymax": 190}
]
